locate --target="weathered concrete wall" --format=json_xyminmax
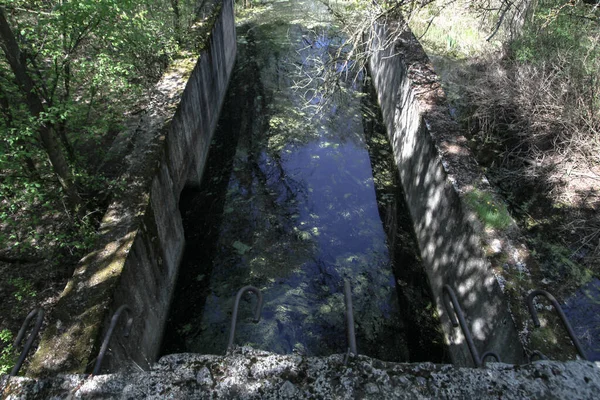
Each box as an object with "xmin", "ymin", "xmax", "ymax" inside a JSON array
[
  {"xmin": 368, "ymin": 23, "xmax": 526, "ymax": 366},
  {"xmin": 4, "ymin": 348, "xmax": 600, "ymax": 399},
  {"xmin": 27, "ymin": 0, "xmax": 237, "ymax": 376}
]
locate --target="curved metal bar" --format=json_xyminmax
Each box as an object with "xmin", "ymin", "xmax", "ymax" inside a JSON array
[
  {"xmin": 10, "ymin": 308, "xmax": 44, "ymax": 376},
  {"xmin": 344, "ymin": 280, "xmax": 358, "ymax": 357},
  {"xmin": 480, "ymin": 351, "xmax": 501, "ymax": 367},
  {"xmin": 528, "ymin": 350, "xmax": 548, "ymax": 363},
  {"xmin": 526, "ymin": 289, "xmax": 588, "ymax": 360},
  {"xmin": 442, "ymin": 285, "xmax": 482, "ymax": 367},
  {"xmin": 92, "ymin": 305, "xmax": 133, "ymax": 375},
  {"xmin": 227, "ymin": 286, "xmax": 263, "ymax": 351}
]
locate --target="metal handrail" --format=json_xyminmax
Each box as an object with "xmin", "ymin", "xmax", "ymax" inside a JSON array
[
  {"xmin": 344, "ymin": 280, "xmax": 358, "ymax": 357},
  {"xmin": 227, "ymin": 286, "xmax": 263, "ymax": 351},
  {"xmin": 92, "ymin": 305, "xmax": 133, "ymax": 375},
  {"xmin": 442, "ymin": 285, "xmax": 501, "ymax": 367},
  {"xmin": 10, "ymin": 308, "xmax": 44, "ymax": 376},
  {"xmin": 480, "ymin": 351, "xmax": 501, "ymax": 367},
  {"xmin": 528, "ymin": 350, "xmax": 548, "ymax": 363},
  {"xmin": 526, "ymin": 289, "xmax": 588, "ymax": 360}
]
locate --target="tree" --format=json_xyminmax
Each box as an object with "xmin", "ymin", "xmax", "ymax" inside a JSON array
[
  {"xmin": 0, "ymin": 0, "xmax": 199, "ymax": 213},
  {"xmin": 0, "ymin": 0, "xmax": 201, "ymax": 264},
  {"xmin": 0, "ymin": 6, "xmax": 81, "ymax": 208}
]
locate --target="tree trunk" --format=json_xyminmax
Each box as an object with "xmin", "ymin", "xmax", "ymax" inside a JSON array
[
  {"xmin": 170, "ymin": 0, "xmax": 181, "ymax": 44},
  {"xmin": 0, "ymin": 7, "xmax": 81, "ymax": 209},
  {"xmin": 58, "ymin": 61, "xmax": 75, "ymax": 161}
]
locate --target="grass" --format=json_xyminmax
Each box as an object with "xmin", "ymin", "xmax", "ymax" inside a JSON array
[
  {"xmin": 409, "ymin": 1, "xmax": 500, "ymax": 59},
  {"xmin": 0, "ymin": 329, "xmax": 15, "ymax": 375},
  {"xmin": 465, "ymin": 189, "xmax": 512, "ymax": 230}
]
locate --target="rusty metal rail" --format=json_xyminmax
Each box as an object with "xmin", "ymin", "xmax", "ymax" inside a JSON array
[
  {"xmin": 227, "ymin": 286, "xmax": 263, "ymax": 351},
  {"xmin": 10, "ymin": 308, "xmax": 44, "ymax": 376},
  {"xmin": 344, "ymin": 280, "xmax": 357, "ymax": 359},
  {"xmin": 442, "ymin": 285, "xmax": 501, "ymax": 368},
  {"xmin": 526, "ymin": 289, "xmax": 588, "ymax": 360},
  {"xmin": 92, "ymin": 305, "xmax": 133, "ymax": 375}
]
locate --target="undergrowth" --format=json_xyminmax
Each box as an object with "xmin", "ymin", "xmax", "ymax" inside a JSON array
[
  {"xmin": 411, "ymin": 0, "xmax": 599, "ymax": 296},
  {"xmin": 0, "ymin": 329, "xmax": 15, "ymax": 375}
]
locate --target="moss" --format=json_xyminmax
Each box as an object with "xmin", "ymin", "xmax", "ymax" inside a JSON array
[
  {"xmin": 464, "ymin": 188, "xmax": 512, "ymax": 230},
  {"xmin": 187, "ymin": 2, "xmax": 224, "ymax": 55},
  {"xmin": 28, "ymin": 296, "xmax": 114, "ymax": 376}
]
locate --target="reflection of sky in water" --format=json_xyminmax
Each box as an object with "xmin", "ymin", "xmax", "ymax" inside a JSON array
[{"xmin": 182, "ymin": 0, "xmax": 401, "ymax": 358}]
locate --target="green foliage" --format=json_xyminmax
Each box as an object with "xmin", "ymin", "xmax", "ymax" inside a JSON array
[
  {"xmin": 512, "ymin": 1, "xmax": 600, "ymax": 67},
  {"xmin": 8, "ymin": 278, "xmax": 36, "ymax": 302},
  {"xmin": 0, "ymin": 0, "xmax": 198, "ymax": 171},
  {"xmin": 510, "ymin": 1, "xmax": 600, "ymax": 118},
  {"xmin": 465, "ymin": 189, "xmax": 512, "ymax": 230},
  {"xmin": 409, "ymin": 0, "xmax": 499, "ymax": 59},
  {"xmin": 0, "ymin": 329, "xmax": 16, "ymax": 375},
  {"xmin": 530, "ymin": 236, "xmax": 593, "ymax": 287},
  {"xmin": 0, "ymin": 0, "xmax": 198, "ymax": 263}
]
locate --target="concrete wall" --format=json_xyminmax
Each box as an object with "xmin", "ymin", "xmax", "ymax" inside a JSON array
[
  {"xmin": 5, "ymin": 350, "xmax": 600, "ymax": 399},
  {"xmin": 368, "ymin": 23, "xmax": 526, "ymax": 366},
  {"xmin": 28, "ymin": 0, "xmax": 237, "ymax": 376},
  {"xmin": 107, "ymin": 0, "xmax": 237, "ymax": 372}
]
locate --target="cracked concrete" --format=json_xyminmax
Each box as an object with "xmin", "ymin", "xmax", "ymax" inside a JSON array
[{"xmin": 2, "ymin": 347, "xmax": 599, "ymax": 399}]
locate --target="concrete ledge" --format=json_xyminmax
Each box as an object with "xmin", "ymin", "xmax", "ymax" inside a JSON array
[
  {"xmin": 3, "ymin": 348, "xmax": 599, "ymax": 399},
  {"xmin": 368, "ymin": 22, "xmax": 530, "ymax": 365},
  {"xmin": 26, "ymin": 0, "xmax": 237, "ymax": 376}
]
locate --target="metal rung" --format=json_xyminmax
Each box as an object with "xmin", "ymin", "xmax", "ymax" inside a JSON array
[
  {"xmin": 227, "ymin": 286, "xmax": 263, "ymax": 352},
  {"xmin": 527, "ymin": 350, "xmax": 548, "ymax": 363},
  {"xmin": 344, "ymin": 280, "xmax": 358, "ymax": 363},
  {"xmin": 92, "ymin": 305, "xmax": 133, "ymax": 375},
  {"xmin": 442, "ymin": 285, "xmax": 501, "ymax": 368},
  {"xmin": 526, "ymin": 289, "xmax": 588, "ymax": 360},
  {"xmin": 10, "ymin": 308, "xmax": 44, "ymax": 376}
]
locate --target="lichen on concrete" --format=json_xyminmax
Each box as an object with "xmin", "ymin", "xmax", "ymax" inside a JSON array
[{"xmin": 2, "ymin": 348, "xmax": 599, "ymax": 399}]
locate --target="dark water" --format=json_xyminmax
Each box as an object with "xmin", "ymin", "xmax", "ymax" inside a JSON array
[
  {"xmin": 161, "ymin": 0, "xmax": 446, "ymax": 362},
  {"xmin": 562, "ymin": 278, "xmax": 600, "ymax": 361}
]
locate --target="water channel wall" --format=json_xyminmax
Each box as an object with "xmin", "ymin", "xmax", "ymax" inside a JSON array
[
  {"xmin": 368, "ymin": 22, "xmax": 526, "ymax": 366},
  {"xmin": 27, "ymin": 0, "xmax": 236, "ymax": 376}
]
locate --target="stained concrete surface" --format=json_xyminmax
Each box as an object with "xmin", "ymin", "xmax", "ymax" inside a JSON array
[{"xmin": 2, "ymin": 347, "xmax": 599, "ymax": 399}]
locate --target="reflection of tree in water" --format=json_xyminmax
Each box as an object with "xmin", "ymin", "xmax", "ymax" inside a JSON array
[
  {"xmin": 191, "ymin": 23, "xmax": 309, "ymax": 293},
  {"xmin": 222, "ymin": 127, "xmax": 315, "ymax": 281},
  {"xmin": 165, "ymin": 1, "xmax": 434, "ymax": 361},
  {"xmin": 209, "ymin": 16, "xmax": 404, "ymax": 358}
]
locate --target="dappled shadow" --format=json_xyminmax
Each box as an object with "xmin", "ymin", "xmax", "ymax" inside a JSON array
[
  {"xmin": 426, "ymin": 51, "xmax": 599, "ymax": 361},
  {"xmin": 444, "ymin": 56, "xmax": 599, "ymax": 294},
  {"xmin": 162, "ymin": 0, "xmax": 434, "ymax": 363},
  {"xmin": 369, "ymin": 22, "xmax": 527, "ymax": 366}
]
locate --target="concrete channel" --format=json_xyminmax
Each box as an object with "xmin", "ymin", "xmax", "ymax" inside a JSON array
[{"xmin": 23, "ymin": 0, "xmax": 528, "ymax": 380}]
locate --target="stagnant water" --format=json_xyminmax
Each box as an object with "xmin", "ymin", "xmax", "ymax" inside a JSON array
[{"xmin": 162, "ymin": 0, "xmax": 447, "ymax": 362}]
